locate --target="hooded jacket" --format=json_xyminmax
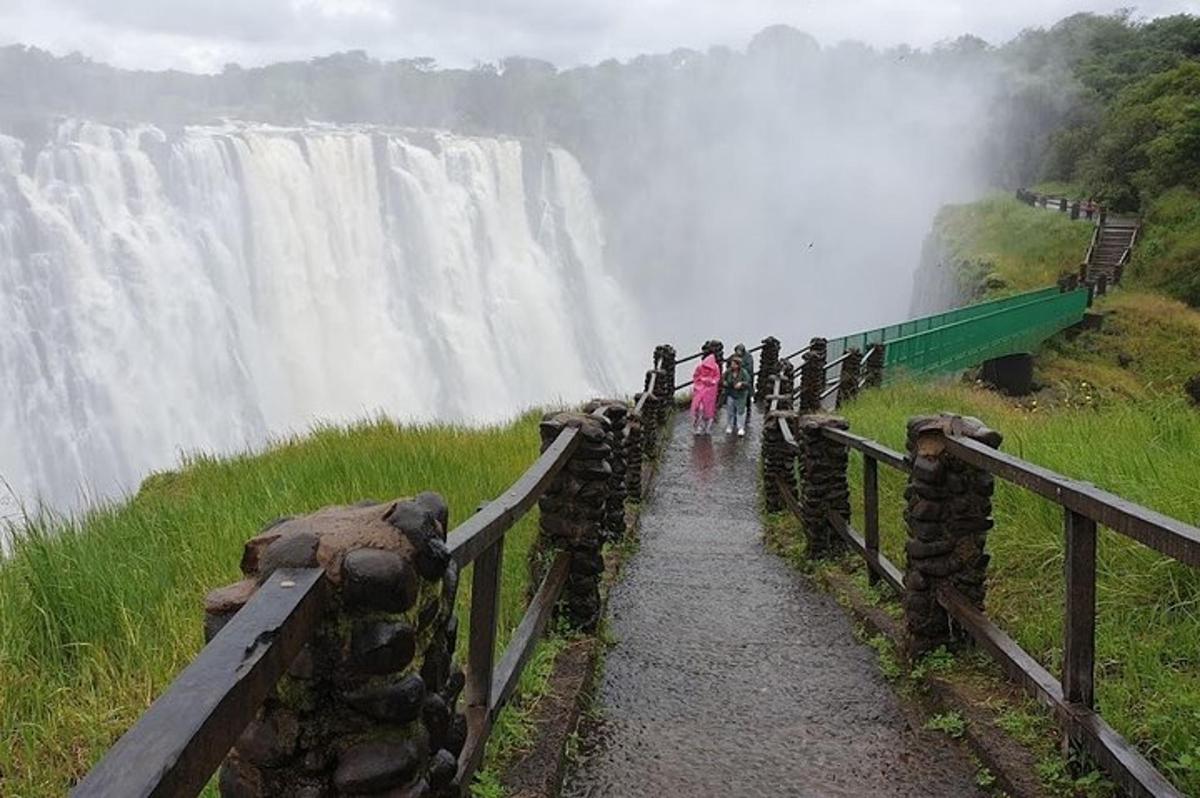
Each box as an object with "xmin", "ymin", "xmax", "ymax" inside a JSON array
[{"xmin": 690, "ymin": 354, "xmax": 721, "ymax": 419}]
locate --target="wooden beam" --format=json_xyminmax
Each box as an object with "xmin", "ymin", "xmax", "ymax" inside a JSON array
[
  {"xmin": 489, "ymin": 551, "xmax": 571, "ymax": 715},
  {"xmin": 824, "ymin": 508, "xmax": 904, "ymax": 593},
  {"xmin": 819, "ymin": 426, "xmax": 909, "ymax": 473},
  {"xmin": 944, "ymin": 436, "xmax": 1200, "ymax": 567},
  {"xmin": 864, "ymin": 456, "xmax": 880, "ymax": 587},
  {"xmin": 1063, "ymin": 509, "xmax": 1097, "ymax": 709},
  {"xmin": 936, "ymin": 585, "xmax": 1184, "ymax": 798},
  {"xmin": 447, "ymin": 427, "xmax": 580, "ymax": 567},
  {"xmin": 465, "ymin": 538, "xmax": 504, "ymax": 714},
  {"xmin": 71, "ymin": 568, "xmax": 327, "ymax": 798}
]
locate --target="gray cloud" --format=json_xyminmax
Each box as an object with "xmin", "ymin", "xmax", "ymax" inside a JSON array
[{"xmin": 0, "ymin": 0, "xmax": 1196, "ymax": 71}]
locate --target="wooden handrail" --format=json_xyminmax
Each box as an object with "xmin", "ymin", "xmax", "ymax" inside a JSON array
[
  {"xmin": 782, "ymin": 346, "xmax": 810, "ymax": 362},
  {"xmin": 943, "ymin": 435, "xmax": 1200, "ymax": 566},
  {"xmin": 936, "ymin": 585, "xmax": 1184, "ymax": 798},
  {"xmin": 795, "ymin": 421, "xmax": 1196, "ymax": 797},
  {"xmin": 824, "ymin": 350, "xmax": 854, "ymax": 371},
  {"xmin": 447, "ymin": 427, "xmax": 582, "ymax": 566},
  {"xmin": 71, "ymin": 568, "xmax": 329, "ymax": 798}
]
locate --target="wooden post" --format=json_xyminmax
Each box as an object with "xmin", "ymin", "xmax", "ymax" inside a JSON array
[
  {"xmin": 864, "ymin": 456, "xmax": 880, "ymax": 587},
  {"xmin": 466, "ymin": 538, "xmax": 504, "ymax": 712},
  {"xmin": 1063, "ymin": 509, "xmax": 1096, "ymax": 710}
]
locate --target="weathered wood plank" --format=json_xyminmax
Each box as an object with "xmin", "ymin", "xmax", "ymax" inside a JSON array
[
  {"xmin": 936, "ymin": 585, "xmax": 1184, "ymax": 798},
  {"xmin": 71, "ymin": 568, "xmax": 327, "ymax": 798},
  {"xmin": 447, "ymin": 427, "xmax": 580, "ymax": 567},
  {"xmin": 819, "ymin": 427, "xmax": 909, "ymax": 473},
  {"xmin": 466, "ymin": 538, "xmax": 504, "ymax": 715},
  {"xmin": 632, "ymin": 371, "xmax": 658, "ymax": 418},
  {"xmin": 489, "ymin": 551, "xmax": 571, "ymax": 715},
  {"xmin": 864, "ymin": 456, "xmax": 881, "ymax": 587},
  {"xmin": 1063, "ymin": 509, "xmax": 1097, "ymax": 709},
  {"xmin": 944, "ymin": 435, "xmax": 1200, "ymax": 567},
  {"xmin": 824, "ymin": 508, "xmax": 904, "ymax": 593}
]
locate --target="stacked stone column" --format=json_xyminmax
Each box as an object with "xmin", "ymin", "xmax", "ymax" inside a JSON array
[
  {"xmin": 864, "ymin": 345, "xmax": 885, "ymax": 389},
  {"xmin": 584, "ymin": 400, "xmax": 629, "ymax": 542},
  {"xmin": 654, "ymin": 344, "xmax": 677, "ymax": 399},
  {"xmin": 778, "ymin": 360, "xmax": 796, "ymax": 395},
  {"xmin": 537, "ymin": 412, "xmax": 612, "ymax": 632},
  {"xmin": 762, "ymin": 408, "xmax": 800, "ymax": 512},
  {"xmin": 902, "ymin": 414, "xmax": 1002, "ymax": 656},
  {"xmin": 835, "ymin": 348, "xmax": 863, "ymax": 408},
  {"xmin": 208, "ymin": 494, "xmax": 465, "ymax": 798},
  {"xmin": 797, "ymin": 415, "xmax": 851, "ymax": 559},
  {"xmin": 798, "ymin": 337, "xmax": 828, "ymax": 413},
  {"xmin": 624, "ymin": 410, "xmax": 644, "ymax": 500},
  {"xmin": 755, "ymin": 336, "xmax": 781, "ymax": 402}
]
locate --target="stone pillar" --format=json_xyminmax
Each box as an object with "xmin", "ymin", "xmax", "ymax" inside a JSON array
[
  {"xmin": 208, "ymin": 494, "xmax": 465, "ymax": 798},
  {"xmin": 902, "ymin": 415, "xmax": 1002, "ymax": 656},
  {"xmin": 797, "ymin": 415, "xmax": 851, "ymax": 559},
  {"xmin": 755, "ymin": 336, "xmax": 781, "ymax": 402},
  {"xmin": 1070, "ymin": 200, "xmax": 1080, "ymax": 220},
  {"xmin": 864, "ymin": 345, "xmax": 885, "ymax": 389},
  {"xmin": 584, "ymin": 400, "xmax": 629, "ymax": 542},
  {"xmin": 778, "ymin": 360, "xmax": 796, "ymax": 396},
  {"xmin": 538, "ymin": 412, "xmax": 611, "ymax": 632},
  {"xmin": 1078, "ymin": 262, "xmax": 1088, "ymax": 282},
  {"xmin": 1096, "ymin": 274, "xmax": 1107, "ymax": 296},
  {"xmin": 762, "ymin": 409, "xmax": 799, "ymax": 512},
  {"xmin": 1114, "ymin": 262, "xmax": 1124, "ymax": 285},
  {"xmin": 798, "ymin": 337, "xmax": 827, "ymax": 413},
  {"xmin": 1059, "ymin": 197, "xmax": 1068, "ymax": 213},
  {"xmin": 835, "ymin": 348, "xmax": 863, "ymax": 408},
  {"xmin": 654, "ymin": 344, "xmax": 677, "ymax": 398},
  {"xmin": 624, "ymin": 412, "xmax": 644, "ymax": 501}
]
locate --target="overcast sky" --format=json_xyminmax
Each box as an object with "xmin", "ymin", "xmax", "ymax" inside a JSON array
[{"xmin": 0, "ymin": 0, "xmax": 1196, "ymax": 73}]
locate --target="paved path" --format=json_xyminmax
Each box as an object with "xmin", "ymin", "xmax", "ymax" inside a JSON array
[{"xmin": 562, "ymin": 411, "xmax": 984, "ymax": 797}]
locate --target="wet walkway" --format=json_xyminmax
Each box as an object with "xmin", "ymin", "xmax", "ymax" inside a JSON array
[{"xmin": 562, "ymin": 411, "xmax": 984, "ymax": 797}]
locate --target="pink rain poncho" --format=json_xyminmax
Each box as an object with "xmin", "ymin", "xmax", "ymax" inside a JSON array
[{"xmin": 690, "ymin": 355, "xmax": 721, "ymax": 422}]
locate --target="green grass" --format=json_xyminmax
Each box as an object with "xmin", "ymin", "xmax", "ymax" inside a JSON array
[
  {"xmin": 1130, "ymin": 187, "xmax": 1200, "ymax": 308},
  {"xmin": 932, "ymin": 194, "xmax": 1093, "ymax": 296},
  {"xmin": 0, "ymin": 413, "xmax": 554, "ymax": 796},
  {"xmin": 840, "ymin": 381, "xmax": 1200, "ymax": 794}
]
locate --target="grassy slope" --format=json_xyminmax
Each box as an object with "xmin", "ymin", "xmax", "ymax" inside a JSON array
[
  {"xmin": 932, "ymin": 194, "xmax": 1092, "ymax": 295},
  {"xmin": 839, "ymin": 193, "xmax": 1200, "ymax": 791},
  {"xmin": 0, "ymin": 414, "xmax": 550, "ymax": 796}
]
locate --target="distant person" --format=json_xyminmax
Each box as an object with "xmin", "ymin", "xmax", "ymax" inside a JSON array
[
  {"xmin": 733, "ymin": 343, "xmax": 755, "ymax": 415},
  {"xmin": 1084, "ymin": 198, "xmax": 1095, "ymax": 220},
  {"xmin": 690, "ymin": 354, "xmax": 721, "ymax": 436},
  {"xmin": 723, "ymin": 355, "xmax": 751, "ymax": 437}
]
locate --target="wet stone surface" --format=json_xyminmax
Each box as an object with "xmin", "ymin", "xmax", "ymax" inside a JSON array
[{"xmin": 562, "ymin": 412, "xmax": 984, "ymax": 798}]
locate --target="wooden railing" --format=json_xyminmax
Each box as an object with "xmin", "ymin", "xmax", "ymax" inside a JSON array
[
  {"xmin": 74, "ymin": 422, "xmax": 590, "ymax": 796},
  {"xmin": 775, "ymin": 422, "xmax": 1198, "ymax": 798}
]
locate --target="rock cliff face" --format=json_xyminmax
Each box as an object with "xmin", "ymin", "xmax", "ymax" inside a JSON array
[{"xmin": 908, "ymin": 223, "xmax": 973, "ymax": 317}]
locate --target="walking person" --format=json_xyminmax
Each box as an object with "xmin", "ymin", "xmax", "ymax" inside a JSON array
[
  {"xmin": 733, "ymin": 343, "xmax": 754, "ymax": 417},
  {"xmin": 690, "ymin": 354, "xmax": 721, "ymax": 436},
  {"xmin": 723, "ymin": 355, "xmax": 751, "ymax": 437}
]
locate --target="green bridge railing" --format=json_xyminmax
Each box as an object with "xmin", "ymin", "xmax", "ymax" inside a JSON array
[{"xmin": 825, "ymin": 285, "xmax": 1088, "ymax": 379}]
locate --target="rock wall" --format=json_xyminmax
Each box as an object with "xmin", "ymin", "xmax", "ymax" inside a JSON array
[{"xmin": 206, "ymin": 495, "xmax": 464, "ymax": 798}]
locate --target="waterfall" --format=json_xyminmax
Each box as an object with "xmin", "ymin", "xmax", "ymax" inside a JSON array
[{"xmin": 0, "ymin": 121, "xmax": 642, "ymax": 515}]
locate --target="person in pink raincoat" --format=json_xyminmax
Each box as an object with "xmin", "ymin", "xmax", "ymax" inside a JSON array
[{"xmin": 690, "ymin": 354, "xmax": 721, "ymax": 435}]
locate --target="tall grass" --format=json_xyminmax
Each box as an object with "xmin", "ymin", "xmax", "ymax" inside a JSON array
[
  {"xmin": 841, "ymin": 382, "xmax": 1200, "ymax": 792},
  {"xmin": 0, "ymin": 413, "xmax": 551, "ymax": 796}
]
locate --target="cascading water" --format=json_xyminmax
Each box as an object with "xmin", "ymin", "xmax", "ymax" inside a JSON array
[{"xmin": 0, "ymin": 121, "xmax": 641, "ymax": 516}]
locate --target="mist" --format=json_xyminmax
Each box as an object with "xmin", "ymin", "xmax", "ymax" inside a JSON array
[{"xmin": 0, "ymin": 17, "xmax": 1105, "ymax": 512}]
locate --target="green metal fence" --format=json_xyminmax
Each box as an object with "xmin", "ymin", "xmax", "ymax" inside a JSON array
[
  {"xmin": 882, "ymin": 288, "xmax": 1088, "ymax": 377},
  {"xmin": 823, "ymin": 285, "xmax": 1088, "ymax": 379}
]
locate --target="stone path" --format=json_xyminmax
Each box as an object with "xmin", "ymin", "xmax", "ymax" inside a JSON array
[{"xmin": 562, "ymin": 411, "xmax": 985, "ymax": 797}]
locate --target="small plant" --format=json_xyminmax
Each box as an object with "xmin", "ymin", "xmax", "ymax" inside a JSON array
[
  {"xmin": 866, "ymin": 633, "xmax": 903, "ymax": 680},
  {"xmin": 975, "ymin": 766, "xmax": 996, "ymax": 788},
  {"xmin": 911, "ymin": 645, "xmax": 956, "ymax": 680},
  {"xmin": 924, "ymin": 711, "xmax": 967, "ymax": 739}
]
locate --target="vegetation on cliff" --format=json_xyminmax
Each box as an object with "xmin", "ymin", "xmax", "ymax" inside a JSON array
[{"xmin": 0, "ymin": 415, "xmax": 549, "ymax": 795}]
